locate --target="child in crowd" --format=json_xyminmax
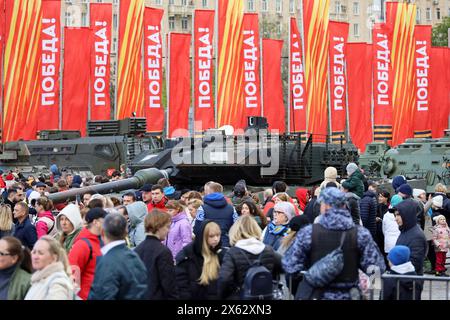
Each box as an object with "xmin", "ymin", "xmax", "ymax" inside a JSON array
[{"xmin": 432, "ymin": 215, "xmax": 450, "ymax": 276}]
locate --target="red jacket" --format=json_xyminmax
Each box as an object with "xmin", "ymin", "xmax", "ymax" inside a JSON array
[
  {"xmin": 147, "ymin": 196, "xmax": 168, "ymax": 212},
  {"xmin": 68, "ymin": 228, "xmax": 102, "ymax": 300},
  {"xmin": 263, "ymin": 197, "xmax": 300, "ymax": 216}
]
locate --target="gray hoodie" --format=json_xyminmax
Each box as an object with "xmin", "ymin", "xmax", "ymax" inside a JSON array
[{"xmin": 126, "ymin": 201, "xmax": 148, "ymax": 247}]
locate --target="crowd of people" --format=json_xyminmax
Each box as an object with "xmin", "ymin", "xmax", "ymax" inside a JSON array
[{"xmin": 0, "ymin": 163, "xmax": 449, "ymax": 300}]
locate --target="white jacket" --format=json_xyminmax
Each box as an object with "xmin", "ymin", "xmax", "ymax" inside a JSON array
[
  {"xmin": 382, "ymin": 212, "xmax": 401, "ymax": 253},
  {"xmin": 25, "ymin": 262, "xmax": 74, "ymax": 300}
]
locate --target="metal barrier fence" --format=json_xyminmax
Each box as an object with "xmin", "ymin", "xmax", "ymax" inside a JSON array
[{"xmin": 370, "ymin": 274, "xmax": 450, "ymax": 300}]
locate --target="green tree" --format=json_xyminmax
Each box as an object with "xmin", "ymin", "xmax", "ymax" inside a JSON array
[{"xmin": 432, "ymin": 16, "xmax": 450, "ymax": 47}]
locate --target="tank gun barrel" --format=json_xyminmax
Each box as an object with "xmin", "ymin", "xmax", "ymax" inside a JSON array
[{"xmin": 48, "ymin": 168, "xmax": 172, "ymax": 204}]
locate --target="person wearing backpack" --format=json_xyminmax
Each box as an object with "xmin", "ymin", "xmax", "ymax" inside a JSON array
[
  {"xmin": 35, "ymin": 197, "xmax": 58, "ymax": 239},
  {"xmin": 282, "ymin": 187, "xmax": 386, "ymax": 300},
  {"xmin": 217, "ymin": 215, "xmax": 283, "ymax": 300},
  {"xmin": 68, "ymin": 208, "xmax": 106, "ymax": 300}
]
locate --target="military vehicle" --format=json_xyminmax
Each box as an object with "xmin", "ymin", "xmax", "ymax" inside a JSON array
[
  {"xmin": 359, "ymin": 129, "xmax": 450, "ymax": 193},
  {"xmin": 48, "ymin": 167, "xmax": 172, "ymax": 204},
  {"xmin": 0, "ymin": 118, "xmax": 163, "ymax": 177},
  {"xmin": 129, "ymin": 117, "xmax": 359, "ymax": 189}
]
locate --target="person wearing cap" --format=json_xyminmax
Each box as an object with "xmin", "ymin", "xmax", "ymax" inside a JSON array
[
  {"xmin": 433, "ymin": 183, "xmax": 450, "ymax": 221},
  {"xmin": 35, "ymin": 182, "xmax": 47, "ymax": 196},
  {"xmin": 341, "ymin": 163, "xmax": 365, "ymax": 198},
  {"xmin": 382, "ymin": 195, "xmax": 402, "ymax": 257},
  {"xmin": 55, "ymin": 204, "xmax": 84, "ymax": 253},
  {"xmin": 397, "ymin": 184, "xmax": 426, "ymax": 230},
  {"xmin": 68, "ymin": 208, "xmax": 106, "ymax": 300},
  {"xmin": 231, "ymin": 180, "xmax": 251, "ymax": 207},
  {"xmin": 392, "ymin": 175, "xmax": 407, "ymax": 192},
  {"xmin": 282, "ymin": 187, "xmax": 385, "ymax": 300},
  {"xmin": 394, "ymin": 198, "xmax": 428, "ymax": 285},
  {"xmin": 432, "ymin": 214, "xmax": 450, "ymax": 276},
  {"xmin": 382, "ymin": 245, "xmax": 420, "ymax": 300},
  {"xmin": 262, "ymin": 201, "xmax": 296, "ymax": 251}
]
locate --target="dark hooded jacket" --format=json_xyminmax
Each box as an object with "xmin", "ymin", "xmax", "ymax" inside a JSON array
[
  {"xmin": 395, "ymin": 199, "xmax": 428, "ymax": 275},
  {"xmin": 360, "ymin": 190, "xmax": 378, "ymax": 238},
  {"xmin": 342, "ymin": 169, "xmax": 365, "ymax": 198},
  {"xmin": 175, "ymin": 220, "xmax": 228, "ymax": 300},
  {"xmin": 193, "ymin": 193, "xmax": 238, "ymax": 247}
]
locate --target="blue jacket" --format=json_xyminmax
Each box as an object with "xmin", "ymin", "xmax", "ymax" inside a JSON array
[
  {"xmin": 395, "ymin": 199, "xmax": 428, "ymax": 275},
  {"xmin": 194, "ymin": 193, "xmax": 238, "ymax": 247},
  {"xmin": 88, "ymin": 243, "xmax": 148, "ymax": 300},
  {"xmin": 282, "ymin": 207, "xmax": 386, "ymax": 300},
  {"xmin": 360, "ymin": 190, "xmax": 378, "ymax": 239},
  {"xmin": 13, "ymin": 217, "xmax": 37, "ymax": 250},
  {"xmin": 262, "ymin": 222, "xmax": 289, "ymax": 251}
]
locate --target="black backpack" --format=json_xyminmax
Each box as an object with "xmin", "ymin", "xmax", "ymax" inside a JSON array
[{"xmin": 238, "ymin": 248, "xmax": 273, "ymax": 300}]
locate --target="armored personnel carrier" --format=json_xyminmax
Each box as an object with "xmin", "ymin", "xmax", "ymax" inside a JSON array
[{"xmin": 359, "ymin": 129, "xmax": 450, "ymax": 193}]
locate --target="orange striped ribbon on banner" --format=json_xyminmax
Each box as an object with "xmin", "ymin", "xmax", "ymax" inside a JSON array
[
  {"xmin": 3, "ymin": 0, "xmax": 42, "ymax": 142},
  {"xmin": 217, "ymin": 0, "xmax": 245, "ymax": 129},
  {"xmin": 117, "ymin": 0, "xmax": 144, "ymax": 119},
  {"xmin": 386, "ymin": 2, "xmax": 416, "ymax": 146},
  {"xmin": 303, "ymin": 0, "xmax": 330, "ymax": 142}
]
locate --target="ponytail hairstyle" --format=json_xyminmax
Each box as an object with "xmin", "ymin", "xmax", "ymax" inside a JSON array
[
  {"xmin": 0, "ymin": 204, "xmax": 13, "ymax": 231},
  {"xmin": 38, "ymin": 236, "xmax": 71, "ymax": 276},
  {"xmin": 198, "ymin": 222, "xmax": 221, "ymax": 286},
  {"xmin": 36, "ymin": 196, "xmax": 54, "ymax": 212},
  {"xmin": 2, "ymin": 236, "xmax": 32, "ymax": 273}
]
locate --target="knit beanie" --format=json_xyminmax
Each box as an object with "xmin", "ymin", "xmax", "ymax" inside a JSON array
[
  {"xmin": 346, "ymin": 163, "xmax": 358, "ymax": 176},
  {"xmin": 273, "ymin": 202, "xmax": 296, "ymax": 222},
  {"xmin": 388, "ymin": 245, "xmax": 411, "ymax": 266}
]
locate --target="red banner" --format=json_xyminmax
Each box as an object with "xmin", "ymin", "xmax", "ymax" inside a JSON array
[
  {"xmin": 430, "ymin": 48, "xmax": 450, "ymax": 138},
  {"xmin": 289, "ymin": 17, "xmax": 306, "ymax": 134},
  {"xmin": 242, "ymin": 13, "xmax": 261, "ymax": 120},
  {"xmin": 372, "ymin": 23, "xmax": 393, "ymax": 143},
  {"xmin": 62, "ymin": 28, "xmax": 90, "ymax": 136},
  {"xmin": 328, "ymin": 21, "xmax": 349, "ymax": 142},
  {"xmin": 193, "ymin": 9, "xmax": 214, "ymax": 132},
  {"xmin": 90, "ymin": 3, "xmax": 112, "ymax": 121},
  {"xmin": 217, "ymin": 0, "xmax": 244, "ymax": 129},
  {"xmin": 347, "ymin": 43, "xmax": 372, "ymax": 152},
  {"xmin": 386, "ymin": 2, "xmax": 416, "ymax": 146},
  {"xmin": 0, "ymin": 0, "xmax": 5, "ymax": 132},
  {"xmin": 168, "ymin": 33, "xmax": 191, "ymax": 138},
  {"xmin": 117, "ymin": 0, "xmax": 144, "ymax": 119},
  {"xmin": 413, "ymin": 25, "xmax": 431, "ymax": 138},
  {"xmin": 3, "ymin": 0, "xmax": 41, "ymax": 142},
  {"xmin": 263, "ymin": 39, "xmax": 284, "ymax": 133},
  {"xmin": 144, "ymin": 7, "xmax": 164, "ymax": 133},
  {"xmin": 39, "ymin": 0, "xmax": 60, "ymax": 131},
  {"xmin": 303, "ymin": 0, "xmax": 329, "ymax": 142}
]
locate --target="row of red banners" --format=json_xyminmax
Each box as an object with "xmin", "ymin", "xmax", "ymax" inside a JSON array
[{"xmin": 1, "ymin": 1, "xmax": 449, "ymax": 152}]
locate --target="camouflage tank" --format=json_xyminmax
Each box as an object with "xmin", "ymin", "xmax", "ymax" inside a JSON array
[{"xmin": 359, "ymin": 129, "xmax": 450, "ymax": 193}]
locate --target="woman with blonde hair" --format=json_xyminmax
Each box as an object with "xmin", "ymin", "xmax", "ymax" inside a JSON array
[
  {"xmin": 0, "ymin": 204, "xmax": 14, "ymax": 238},
  {"xmin": 217, "ymin": 215, "xmax": 282, "ymax": 299},
  {"xmin": 176, "ymin": 220, "xmax": 226, "ymax": 299},
  {"xmin": 25, "ymin": 236, "xmax": 75, "ymax": 300}
]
